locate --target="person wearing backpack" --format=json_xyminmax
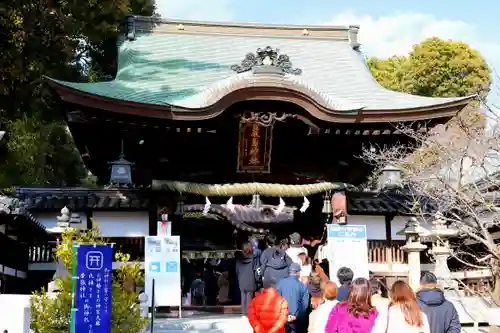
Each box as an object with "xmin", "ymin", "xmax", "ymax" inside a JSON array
[
  {"xmin": 236, "ymin": 242, "xmax": 258, "ymax": 315},
  {"xmin": 260, "ymin": 233, "xmax": 294, "ymax": 289}
]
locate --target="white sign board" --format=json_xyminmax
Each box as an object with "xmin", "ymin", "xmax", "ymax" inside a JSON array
[
  {"xmin": 145, "ymin": 236, "xmax": 181, "ymax": 306},
  {"xmin": 327, "ymin": 224, "xmax": 369, "ymax": 283}
]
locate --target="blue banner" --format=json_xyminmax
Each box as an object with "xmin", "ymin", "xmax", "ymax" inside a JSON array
[{"xmin": 75, "ymin": 244, "xmax": 113, "ymax": 333}]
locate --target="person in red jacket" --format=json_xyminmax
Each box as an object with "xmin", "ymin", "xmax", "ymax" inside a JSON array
[{"xmin": 248, "ymin": 283, "xmax": 289, "ymax": 333}]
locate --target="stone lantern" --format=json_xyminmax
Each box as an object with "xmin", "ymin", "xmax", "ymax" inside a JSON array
[
  {"xmin": 46, "ymin": 206, "xmax": 83, "ymax": 234},
  {"xmin": 428, "ymin": 212, "xmax": 459, "ymax": 291},
  {"xmin": 47, "ymin": 206, "xmax": 82, "ymax": 293},
  {"xmin": 401, "ymin": 217, "xmax": 427, "ymax": 290}
]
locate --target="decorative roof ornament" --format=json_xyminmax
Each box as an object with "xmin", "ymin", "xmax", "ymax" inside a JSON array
[
  {"xmin": 241, "ymin": 111, "xmax": 289, "ymax": 127},
  {"xmin": 125, "ymin": 15, "xmax": 136, "ymax": 41},
  {"xmin": 230, "ymin": 46, "xmax": 302, "ymax": 75}
]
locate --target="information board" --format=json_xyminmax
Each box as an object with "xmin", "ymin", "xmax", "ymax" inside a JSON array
[
  {"xmin": 327, "ymin": 224, "xmax": 369, "ymax": 283},
  {"xmin": 75, "ymin": 244, "xmax": 113, "ymax": 333},
  {"xmin": 144, "ymin": 236, "xmax": 181, "ymax": 306}
]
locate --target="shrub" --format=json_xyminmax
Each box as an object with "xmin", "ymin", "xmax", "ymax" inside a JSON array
[{"xmin": 31, "ymin": 224, "xmax": 147, "ymax": 333}]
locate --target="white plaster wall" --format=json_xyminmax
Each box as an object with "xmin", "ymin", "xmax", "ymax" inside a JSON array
[
  {"xmin": 35, "ymin": 212, "xmax": 87, "ymax": 230},
  {"xmin": 348, "ymin": 215, "xmax": 407, "ymax": 240},
  {"xmin": 393, "ymin": 216, "xmax": 414, "ymax": 239},
  {"xmin": 92, "ymin": 211, "xmax": 149, "ymax": 237},
  {"xmin": 0, "ymin": 294, "xmax": 31, "ymax": 333}
]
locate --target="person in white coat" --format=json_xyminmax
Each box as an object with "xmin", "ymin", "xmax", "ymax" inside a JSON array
[
  {"xmin": 371, "ymin": 280, "xmax": 430, "ymax": 333},
  {"xmin": 308, "ymin": 282, "xmax": 338, "ymax": 333},
  {"xmin": 286, "ymin": 232, "xmax": 308, "ymax": 266}
]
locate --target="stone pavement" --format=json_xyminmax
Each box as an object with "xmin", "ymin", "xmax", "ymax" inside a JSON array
[
  {"xmin": 146, "ymin": 304, "xmax": 491, "ymax": 333},
  {"xmin": 148, "ymin": 314, "xmax": 253, "ymax": 333}
]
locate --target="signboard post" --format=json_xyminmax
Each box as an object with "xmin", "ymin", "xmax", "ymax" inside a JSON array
[
  {"xmin": 145, "ymin": 236, "xmax": 181, "ymax": 316},
  {"xmin": 75, "ymin": 244, "xmax": 113, "ymax": 333},
  {"xmin": 327, "ymin": 225, "xmax": 369, "ymax": 283}
]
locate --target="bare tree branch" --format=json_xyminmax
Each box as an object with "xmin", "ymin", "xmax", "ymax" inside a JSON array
[{"xmin": 361, "ymin": 89, "xmax": 500, "ymax": 297}]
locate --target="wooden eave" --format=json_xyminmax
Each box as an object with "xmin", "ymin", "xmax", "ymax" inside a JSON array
[{"xmin": 48, "ymin": 80, "xmax": 473, "ymax": 124}]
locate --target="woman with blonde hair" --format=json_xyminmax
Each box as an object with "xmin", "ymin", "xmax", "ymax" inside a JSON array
[
  {"xmin": 371, "ymin": 280, "xmax": 430, "ymax": 333},
  {"xmin": 308, "ymin": 282, "xmax": 338, "ymax": 333}
]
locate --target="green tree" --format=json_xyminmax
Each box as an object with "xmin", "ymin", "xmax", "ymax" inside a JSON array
[
  {"xmin": 366, "ymin": 56, "xmax": 407, "ymax": 93},
  {"xmin": 30, "ymin": 225, "xmax": 147, "ymax": 333},
  {"xmin": 0, "ymin": 0, "xmax": 156, "ymax": 188},
  {"xmin": 367, "ymin": 37, "xmax": 492, "ymax": 97}
]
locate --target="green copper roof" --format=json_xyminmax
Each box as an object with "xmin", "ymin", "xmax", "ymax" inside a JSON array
[{"xmin": 48, "ymin": 20, "xmax": 472, "ymax": 111}]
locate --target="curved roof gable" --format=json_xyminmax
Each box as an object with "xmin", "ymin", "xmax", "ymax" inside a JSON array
[{"xmin": 47, "ymin": 16, "xmax": 473, "ymax": 121}]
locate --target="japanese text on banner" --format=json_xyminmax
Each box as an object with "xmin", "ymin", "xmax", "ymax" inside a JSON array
[{"xmin": 75, "ymin": 245, "xmax": 113, "ymax": 333}]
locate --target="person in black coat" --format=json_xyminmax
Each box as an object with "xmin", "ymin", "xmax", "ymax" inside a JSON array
[
  {"xmin": 259, "ymin": 233, "xmax": 293, "ymax": 288},
  {"xmin": 236, "ymin": 242, "xmax": 258, "ymax": 315},
  {"xmin": 417, "ymin": 272, "xmax": 461, "ymax": 333}
]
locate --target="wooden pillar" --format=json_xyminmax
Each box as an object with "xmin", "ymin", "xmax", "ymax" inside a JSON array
[
  {"xmin": 385, "ymin": 215, "xmax": 394, "ymax": 269},
  {"xmin": 148, "ymin": 192, "xmax": 158, "ymax": 236}
]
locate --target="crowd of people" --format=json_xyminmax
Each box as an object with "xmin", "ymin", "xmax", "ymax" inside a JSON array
[{"xmin": 233, "ymin": 232, "xmax": 461, "ymax": 333}]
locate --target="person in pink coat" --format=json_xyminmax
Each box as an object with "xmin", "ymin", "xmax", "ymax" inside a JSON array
[{"xmin": 325, "ymin": 277, "xmax": 378, "ymax": 333}]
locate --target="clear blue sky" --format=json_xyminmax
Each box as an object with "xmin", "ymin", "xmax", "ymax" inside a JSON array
[{"xmin": 231, "ymin": 0, "xmax": 495, "ymax": 30}]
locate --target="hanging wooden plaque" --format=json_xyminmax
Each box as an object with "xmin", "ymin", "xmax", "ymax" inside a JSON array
[{"xmin": 236, "ymin": 121, "xmax": 273, "ymax": 173}]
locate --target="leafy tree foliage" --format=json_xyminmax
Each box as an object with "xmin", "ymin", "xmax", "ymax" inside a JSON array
[
  {"xmin": 367, "ymin": 37, "xmax": 492, "ymax": 98},
  {"xmin": 0, "ymin": 0, "xmax": 156, "ymax": 188},
  {"xmin": 31, "ymin": 224, "xmax": 146, "ymax": 333}
]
